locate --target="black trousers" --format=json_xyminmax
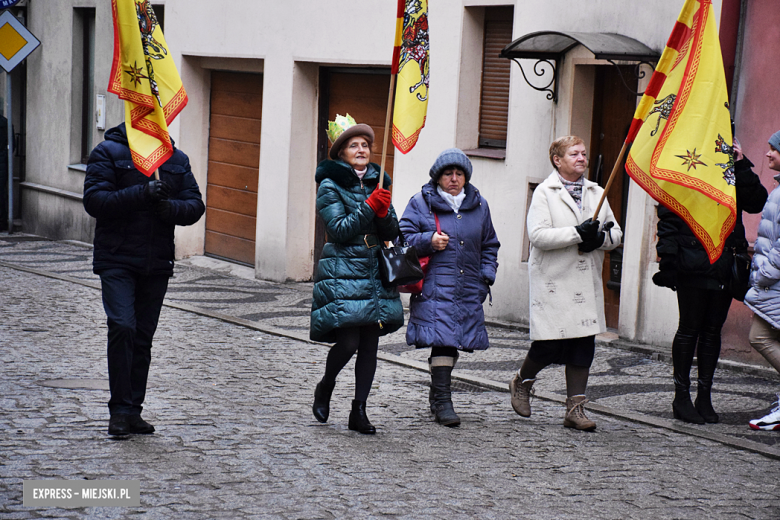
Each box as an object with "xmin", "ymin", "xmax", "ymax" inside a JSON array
[
  {"xmin": 672, "ymin": 285, "xmax": 732, "ymax": 392},
  {"xmin": 675, "ymin": 285, "xmax": 732, "ymax": 337},
  {"xmin": 99, "ymin": 268, "xmax": 169, "ymax": 415}
]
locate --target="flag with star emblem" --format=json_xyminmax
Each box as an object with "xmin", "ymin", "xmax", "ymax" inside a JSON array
[
  {"xmin": 108, "ymin": 0, "xmax": 187, "ymax": 176},
  {"xmin": 625, "ymin": 0, "xmax": 736, "ymax": 263}
]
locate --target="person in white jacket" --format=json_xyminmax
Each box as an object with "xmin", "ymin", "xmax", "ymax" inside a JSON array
[{"xmin": 509, "ymin": 135, "xmax": 622, "ymax": 430}]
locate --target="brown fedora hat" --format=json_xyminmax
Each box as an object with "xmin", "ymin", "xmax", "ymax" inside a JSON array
[{"xmin": 329, "ymin": 124, "xmax": 375, "ymax": 160}]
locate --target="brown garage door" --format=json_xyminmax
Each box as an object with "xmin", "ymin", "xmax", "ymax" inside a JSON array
[{"xmin": 205, "ymin": 71, "xmax": 263, "ymax": 266}]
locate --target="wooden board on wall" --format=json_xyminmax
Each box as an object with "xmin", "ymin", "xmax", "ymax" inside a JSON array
[
  {"xmin": 479, "ymin": 6, "xmax": 514, "ymax": 147},
  {"xmin": 327, "ymin": 71, "xmax": 395, "ymax": 177},
  {"xmin": 205, "ymin": 71, "xmax": 263, "ymax": 266}
]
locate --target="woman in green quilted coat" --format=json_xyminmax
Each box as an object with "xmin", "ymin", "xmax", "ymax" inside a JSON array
[{"xmin": 310, "ymin": 115, "xmax": 403, "ymax": 434}]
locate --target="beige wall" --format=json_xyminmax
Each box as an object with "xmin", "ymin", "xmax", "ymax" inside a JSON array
[
  {"xmin": 25, "ymin": 0, "xmax": 116, "ymax": 241},
  {"xmin": 23, "ymin": 0, "xmax": 725, "ymax": 342}
]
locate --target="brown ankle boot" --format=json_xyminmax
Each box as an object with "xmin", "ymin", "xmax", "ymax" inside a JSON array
[
  {"xmin": 509, "ymin": 374, "xmax": 535, "ymax": 417},
  {"xmin": 564, "ymin": 395, "xmax": 596, "ymax": 431}
]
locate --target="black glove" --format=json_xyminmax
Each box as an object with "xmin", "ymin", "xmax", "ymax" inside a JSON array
[
  {"xmin": 575, "ymin": 218, "xmax": 600, "ymax": 242},
  {"xmin": 154, "ymin": 199, "xmax": 174, "ymax": 222},
  {"xmin": 578, "ymin": 232, "xmax": 605, "ymax": 252},
  {"xmin": 652, "ymin": 270, "xmax": 677, "ymax": 291},
  {"xmin": 144, "ymin": 180, "xmax": 171, "ymax": 203}
]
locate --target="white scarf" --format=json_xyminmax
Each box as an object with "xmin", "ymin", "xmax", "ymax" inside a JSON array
[{"xmin": 437, "ymin": 185, "xmax": 466, "ymax": 212}]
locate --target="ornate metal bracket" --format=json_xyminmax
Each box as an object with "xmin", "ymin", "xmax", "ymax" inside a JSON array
[
  {"xmin": 606, "ymin": 59, "xmax": 657, "ymax": 97},
  {"xmin": 510, "ymin": 57, "xmax": 559, "ymax": 103}
]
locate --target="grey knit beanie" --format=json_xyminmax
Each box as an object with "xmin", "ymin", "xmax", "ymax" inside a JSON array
[
  {"xmin": 429, "ymin": 148, "xmax": 473, "ymax": 183},
  {"xmin": 769, "ymin": 131, "xmax": 780, "ymax": 152}
]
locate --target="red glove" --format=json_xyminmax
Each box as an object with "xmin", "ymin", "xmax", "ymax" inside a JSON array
[{"xmin": 366, "ymin": 188, "xmax": 391, "ymax": 218}]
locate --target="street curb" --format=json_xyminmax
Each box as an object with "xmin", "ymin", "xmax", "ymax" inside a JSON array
[
  {"xmin": 600, "ymin": 337, "xmax": 780, "ymax": 381},
  {"xmin": 3, "ymin": 259, "xmax": 780, "ymax": 461}
]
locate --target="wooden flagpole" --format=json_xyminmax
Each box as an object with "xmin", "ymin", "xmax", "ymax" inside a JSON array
[
  {"xmin": 592, "ymin": 141, "xmax": 628, "ymax": 221},
  {"xmin": 380, "ymin": 0, "xmax": 405, "ymax": 190},
  {"xmin": 379, "ymin": 75, "xmax": 397, "ymax": 190}
]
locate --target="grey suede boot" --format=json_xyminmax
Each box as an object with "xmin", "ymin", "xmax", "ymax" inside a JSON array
[{"xmin": 564, "ymin": 395, "xmax": 596, "ymax": 431}]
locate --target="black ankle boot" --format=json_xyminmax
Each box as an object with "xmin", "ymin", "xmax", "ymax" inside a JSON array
[
  {"xmin": 312, "ymin": 380, "xmax": 335, "ymax": 423},
  {"xmin": 695, "ymin": 330, "xmax": 721, "ymax": 423},
  {"xmin": 348, "ymin": 400, "xmax": 376, "ymax": 434},
  {"xmin": 673, "ymin": 393, "xmax": 705, "ymax": 424},
  {"xmin": 694, "ymin": 391, "xmax": 719, "ymax": 423},
  {"xmin": 431, "ymin": 366, "xmax": 461, "ymax": 427},
  {"xmin": 671, "ymin": 328, "xmax": 705, "ymax": 424}
]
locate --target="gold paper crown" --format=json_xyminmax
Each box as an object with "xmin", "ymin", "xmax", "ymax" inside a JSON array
[{"xmin": 327, "ymin": 114, "xmax": 357, "ymax": 144}]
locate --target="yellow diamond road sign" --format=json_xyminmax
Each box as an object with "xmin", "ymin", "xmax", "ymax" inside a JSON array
[{"xmin": 0, "ymin": 10, "xmax": 40, "ymax": 73}]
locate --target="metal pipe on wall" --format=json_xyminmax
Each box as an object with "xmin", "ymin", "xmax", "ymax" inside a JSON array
[
  {"xmin": 730, "ymin": 0, "xmax": 749, "ymax": 119},
  {"xmin": 6, "ymin": 71, "xmax": 12, "ymax": 234}
]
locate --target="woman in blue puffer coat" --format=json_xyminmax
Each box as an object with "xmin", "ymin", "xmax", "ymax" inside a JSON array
[
  {"xmin": 744, "ymin": 130, "xmax": 780, "ymax": 431},
  {"xmin": 400, "ymin": 148, "xmax": 500, "ymax": 426},
  {"xmin": 310, "ymin": 116, "xmax": 404, "ymax": 434}
]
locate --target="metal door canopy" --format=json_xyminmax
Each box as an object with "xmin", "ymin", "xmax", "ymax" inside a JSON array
[
  {"xmin": 500, "ymin": 31, "xmax": 659, "ymax": 62},
  {"xmin": 500, "ymin": 31, "xmax": 659, "ymax": 102}
]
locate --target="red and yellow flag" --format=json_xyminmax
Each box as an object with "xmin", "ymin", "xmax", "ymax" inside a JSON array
[
  {"xmin": 391, "ymin": 0, "xmax": 429, "ymax": 154},
  {"xmin": 626, "ymin": 0, "xmax": 736, "ymax": 263},
  {"xmin": 108, "ymin": 0, "xmax": 187, "ymax": 176}
]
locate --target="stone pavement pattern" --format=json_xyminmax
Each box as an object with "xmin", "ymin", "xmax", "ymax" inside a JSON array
[
  {"xmin": 2, "ymin": 236, "xmax": 780, "ymax": 518},
  {"xmin": 1, "ymin": 237, "xmax": 780, "ymax": 451}
]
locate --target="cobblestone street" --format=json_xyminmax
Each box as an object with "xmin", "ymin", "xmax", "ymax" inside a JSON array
[{"xmin": 2, "ymin": 236, "xmax": 780, "ymax": 518}]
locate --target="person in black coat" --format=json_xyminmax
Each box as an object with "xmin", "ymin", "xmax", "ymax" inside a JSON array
[
  {"xmin": 653, "ymin": 139, "xmax": 767, "ymax": 424},
  {"xmin": 83, "ymin": 123, "xmax": 205, "ymax": 436}
]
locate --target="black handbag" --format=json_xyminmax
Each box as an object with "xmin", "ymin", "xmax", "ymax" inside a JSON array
[
  {"xmin": 729, "ymin": 248, "xmax": 751, "ymax": 301},
  {"xmin": 378, "ymin": 232, "xmax": 424, "ymax": 288}
]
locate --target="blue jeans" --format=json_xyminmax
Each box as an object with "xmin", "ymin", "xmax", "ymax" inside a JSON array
[{"xmin": 99, "ymin": 268, "xmax": 169, "ymax": 415}]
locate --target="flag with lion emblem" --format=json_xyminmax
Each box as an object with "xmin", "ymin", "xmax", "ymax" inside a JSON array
[
  {"xmin": 625, "ymin": 0, "xmax": 736, "ymax": 263},
  {"xmin": 108, "ymin": 0, "xmax": 187, "ymax": 176}
]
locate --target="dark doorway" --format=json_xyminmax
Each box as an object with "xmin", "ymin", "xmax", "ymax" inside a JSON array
[{"xmin": 589, "ymin": 64, "xmax": 638, "ymax": 329}]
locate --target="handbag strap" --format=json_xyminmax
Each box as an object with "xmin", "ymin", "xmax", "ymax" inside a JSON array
[{"xmin": 393, "ymin": 212, "xmax": 441, "ymax": 247}]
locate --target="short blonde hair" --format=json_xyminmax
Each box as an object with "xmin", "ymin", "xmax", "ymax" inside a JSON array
[{"xmin": 549, "ymin": 136, "xmax": 585, "ymax": 170}]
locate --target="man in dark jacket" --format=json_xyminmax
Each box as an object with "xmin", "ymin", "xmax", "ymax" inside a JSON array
[{"xmin": 83, "ymin": 123, "xmax": 205, "ymax": 436}]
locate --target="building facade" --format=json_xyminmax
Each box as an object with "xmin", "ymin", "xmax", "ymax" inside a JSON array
[{"xmin": 11, "ymin": 0, "xmax": 780, "ymax": 365}]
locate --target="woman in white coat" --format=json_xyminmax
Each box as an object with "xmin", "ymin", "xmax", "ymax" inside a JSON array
[{"xmin": 509, "ymin": 135, "xmax": 622, "ymax": 431}]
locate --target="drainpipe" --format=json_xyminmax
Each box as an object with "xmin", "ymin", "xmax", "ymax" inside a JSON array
[
  {"xmin": 729, "ymin": 0, "xmax": 749, "ymax": 120},
  {"xmin": 6, "ymin": 73, "xmax": 11, "ymax": 234}
]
